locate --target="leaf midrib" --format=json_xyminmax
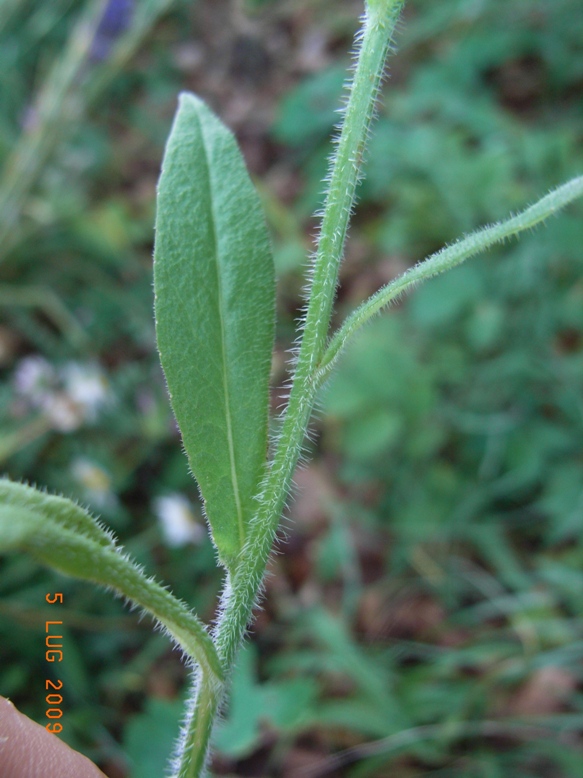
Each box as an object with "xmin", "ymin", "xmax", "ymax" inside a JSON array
[{"xmin": 197, "ymin": 112, "xmax": 245, "ymax": 550}]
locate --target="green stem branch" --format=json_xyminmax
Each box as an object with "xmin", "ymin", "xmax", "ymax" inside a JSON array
[{"xmin": 317, "ymin": 175, "xmax": 583, "ymax": 384}]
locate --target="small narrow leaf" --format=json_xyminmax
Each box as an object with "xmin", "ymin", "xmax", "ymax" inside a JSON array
[
  {"xmin": 0, "ymin": 479, "xmax": 223, "ymax": 680},
  {"xmin": 154, "ymin": 93, "xmax": 275, "ymax": 567}
]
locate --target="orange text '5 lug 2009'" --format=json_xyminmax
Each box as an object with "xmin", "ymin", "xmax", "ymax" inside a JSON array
[{"xmin": 45, "ymin": 592, "xmax": 64, "ymax": 734}]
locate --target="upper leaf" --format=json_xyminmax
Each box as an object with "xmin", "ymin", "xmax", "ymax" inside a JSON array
[{"xmin": 154, "ymin": 93, "xmax": 275, "ymax": 567}]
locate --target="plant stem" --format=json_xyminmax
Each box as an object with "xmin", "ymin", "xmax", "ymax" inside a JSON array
[
  {"xmin": 299, "ymin": 0, "xmax": 405, "ymax": 373},
  {"xmin": 172, "ymin": 3, "xmax": 405, "ymax": 775},
  {"xmin": 316, "ymin": 174, "xmax": 583, "ymax": 384},
  {"xmin": 217, "ymin": 0, "xmax": 404, "ymax": 672},
  {"xmin": 174, "ymin": 671, "xmax": 223, "ymax": 778}
]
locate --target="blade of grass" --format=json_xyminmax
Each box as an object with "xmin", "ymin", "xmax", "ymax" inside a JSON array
[
  {"xmin": 0, "ymin": 284, "xmax": 88, "ymax": 348},
  {"xmin": 0, "ymin": 0, "xmax": 176, "ymax": 261}
]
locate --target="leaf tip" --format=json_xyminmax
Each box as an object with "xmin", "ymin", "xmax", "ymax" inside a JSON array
[{"xmin": 177, "ymin": 91, "xmax": 204, "ymax": 114}]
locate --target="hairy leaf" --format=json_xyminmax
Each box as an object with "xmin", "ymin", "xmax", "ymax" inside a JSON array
[
  {"xmin": 0, "ymin": 479, "xmax": 223, "ymax": 679},
  {"xmin": 154, "ymin": 93, "xmax": 275, "ymax": 567}
]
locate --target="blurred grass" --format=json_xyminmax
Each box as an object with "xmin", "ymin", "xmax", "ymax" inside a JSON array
[{"xmin": 1, "ymin": 0, "xmax": 582, "ymax": 776}]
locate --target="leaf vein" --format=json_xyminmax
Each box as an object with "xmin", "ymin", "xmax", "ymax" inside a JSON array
[{"xmin": 197, "ymin": 113, "xmax": 245, "ymax": 550}]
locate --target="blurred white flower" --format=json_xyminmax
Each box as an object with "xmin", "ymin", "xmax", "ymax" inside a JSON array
[
  {"xmin": 62, "ymin": 362, "xmax": 109, "ymax": 421},
  {"xmin": 11, "ymin": 356, "xmax": 111, "ymax": 433},
  {"xmin": 154, "ymin": 494, "xmax": 205, "ymax": 547},
  {"xmin": 43, "ymin": 394, "xmax": 85, "ymax": 432},
  {"xmin": 71, "ymin": 458, "xmax": 117, "ymax": 509}
]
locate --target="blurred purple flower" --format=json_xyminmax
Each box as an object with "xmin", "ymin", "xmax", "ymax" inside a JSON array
[{"xmin": 91, "ymin": 0, "xmax": 134, "ymax": 61}]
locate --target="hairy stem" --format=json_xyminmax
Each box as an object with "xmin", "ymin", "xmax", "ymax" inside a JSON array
[
  {"xmin": 172, "ymin": 3, "xmax": 405, "ymax": 775},
  {"xmin": 217, "ymin": 0, "xmax": 404, "ymax": 672},
  {"xmin": 299, "ymin": 0, "xmax": 404, "ymax": 373},
  {"xmin": 174, "ymin": 671, "xmax": 223, "ymax": 778},
  {"xmin": 317, "ymin": 174, "xmax": 583, "ymax": 385}
]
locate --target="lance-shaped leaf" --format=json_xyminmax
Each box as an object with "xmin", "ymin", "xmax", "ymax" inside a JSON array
[
  {"xmin": 0, "ymin": 479, "xmax": 223, "ymax": 680},
  {"xmin": 154, "ymin": 93, "xmax": 275, "ymax": 567}
]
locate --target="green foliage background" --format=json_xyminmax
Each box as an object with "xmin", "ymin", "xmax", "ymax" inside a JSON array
[{"xmin": 0, "ymin": 0, "xmax": 582, "ymax": 775}]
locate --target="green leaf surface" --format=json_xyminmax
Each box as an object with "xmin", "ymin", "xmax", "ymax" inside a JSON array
[
  {"xmin": 154, "ymin": 93, "xmax": 275, "ymax": 567},
  {"xmin": 124, "ymin": 698, "xmax": 184, "ymax": 778}
]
